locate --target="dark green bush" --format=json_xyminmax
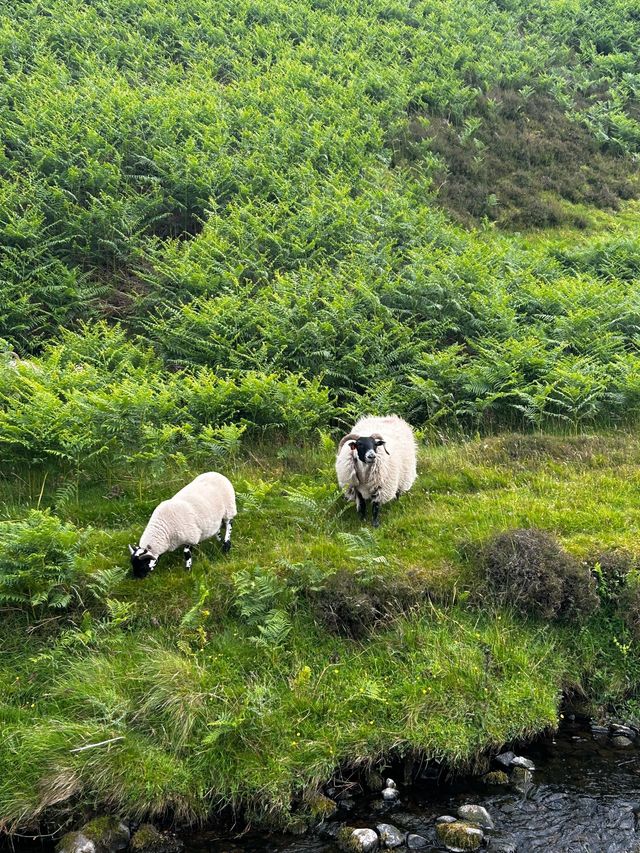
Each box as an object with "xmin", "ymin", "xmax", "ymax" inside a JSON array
[
  {"xmin": 306, "ymin": 569, "xmax": 424, "ymax": 638},
  {"xmin": 481, "ymin": 528, "xmax": 599, "ymax": 621},
  {"xmin": 588, "ymin": 549, "xmax": 638, "ymax": 606}
]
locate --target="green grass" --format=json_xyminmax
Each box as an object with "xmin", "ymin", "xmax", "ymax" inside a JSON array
[
  {"xmin": 2, "ymin": 0, "xmax": 640, "ymax": 837},
  {"xmin": 2, "ymin": 433, "xmax": 640, "ymax": 832}
]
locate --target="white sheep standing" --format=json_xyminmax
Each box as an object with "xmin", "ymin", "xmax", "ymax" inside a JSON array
[
  {"xmin": 335, "ymin": 415, "xmax": 417, "ymax": 526},
  {"xmin": 129, "ymin": 472, "xmax": 237, "ymax": 578}
]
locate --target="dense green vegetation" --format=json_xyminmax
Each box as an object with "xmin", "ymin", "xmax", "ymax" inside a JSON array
[
  {"xmin": 2, "ymin": 436, "xmax": 640, "ymax": 832},
  {"xmin": 1, "ymin": 0, "xmax": 640, "ymax": 836}
]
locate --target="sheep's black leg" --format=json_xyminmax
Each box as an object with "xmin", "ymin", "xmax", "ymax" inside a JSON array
[
  {"xmin": 183, "ymin": 546, "xmax": 193, "ymax": 570},
  {"xmin": 371, "ymin": 501, "xmax": 381, "ymax": 528},
  {"xmin": 355, "ymin": 490, "xmax": 367, "ymax": 521},
  {"xmin": 222, "ymin": 518, "xmax": 232, "ymax": 553}
]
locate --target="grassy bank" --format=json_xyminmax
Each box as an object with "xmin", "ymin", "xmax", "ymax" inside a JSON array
[{"xmin": 2, "ymin": 433, "xmax": 640, "ymax": 833}]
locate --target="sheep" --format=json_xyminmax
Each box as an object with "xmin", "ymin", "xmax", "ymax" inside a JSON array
[
  {"xmin": 335, "ymin": 415, "xmax": 417, "ymax": 527},
  {"xmin": 129, "ymin": 472, "xmax": 237, "ymax": 578}
]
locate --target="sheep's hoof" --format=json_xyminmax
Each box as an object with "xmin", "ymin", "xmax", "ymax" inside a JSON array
[
  {"xmin": 372, "ymin": 518, "xmax": 380, "ymax": 528},
  {"xmin": 222, "ymin": 541, "xmax": 232, "ymax": 554}
]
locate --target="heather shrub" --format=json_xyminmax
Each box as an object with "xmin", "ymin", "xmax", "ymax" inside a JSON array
[{"xmin": 481, "ymin": 528, "xmax": 599, "ymax": 621}]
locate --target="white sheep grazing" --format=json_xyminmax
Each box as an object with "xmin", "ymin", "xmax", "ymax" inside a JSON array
[
  {"xmin": 129, "ymin": 472, "xmax": 237, "ymax": 578},
  {"xmin": 335, "ymin": 415, "xmax": 417, "ymax": 526}
]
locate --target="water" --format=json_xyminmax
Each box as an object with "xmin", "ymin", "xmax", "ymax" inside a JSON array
[
  {"xmin": 184, "ymin": 720, "xmax": 640, "ymax": 853},
  {"xmin": 5, "ymin": 721, "xmax": 640, "ymax": 853}
]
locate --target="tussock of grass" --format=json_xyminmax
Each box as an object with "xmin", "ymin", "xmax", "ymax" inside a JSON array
[{"xmin": 2, "ymin": 434, "xmax": 640, "ymax": 831}]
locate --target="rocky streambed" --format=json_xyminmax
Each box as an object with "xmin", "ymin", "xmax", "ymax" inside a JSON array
[{"xmin": 5, "ymin": 719, "xmax": 640, "ymax": 853}]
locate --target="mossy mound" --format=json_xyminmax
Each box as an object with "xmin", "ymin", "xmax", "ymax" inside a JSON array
[
  {"xmin": 482, "ymin": 770, "xmax": 509, "ymax": 785},
  {"xmin": 130, "ymin": 824, "xmax": 184, "ymax": 853},
  {"xmin": 435, "ymin": 820, "xmax": 483, "ymax": 852}
]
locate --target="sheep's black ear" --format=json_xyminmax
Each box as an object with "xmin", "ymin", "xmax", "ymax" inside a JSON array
[
  {"xmin": 349, "ymin": 441, "xmax": 357, "ymax": 449},
  {"xmin": 375, "ymin": 440, "xmax": 390, "ymax": 455}
]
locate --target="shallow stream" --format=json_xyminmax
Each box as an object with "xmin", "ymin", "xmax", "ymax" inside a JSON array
[
  {"xmin": 185, "ymin": 720, "xmax": 640, "ymax": 853},
  {"xmin": 5, "ymin": 720, "xmax": 640, "ymax": 853}
]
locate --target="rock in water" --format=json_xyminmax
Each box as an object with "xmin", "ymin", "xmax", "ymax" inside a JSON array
[
  {"xmin": 57, "ymin": 819, "xmax": 129, "ymax": 853},
  {"xmin": 611, "ymin": 735, "xmax": 634, "ymax": 748},
  {"xmin": 610, "ymin": 724, "xmax": 636, "ymax": 739},
  {"xmin": 376, "ymin": 824, "xmax": 405, "ymax": 848},
  {"xmin": 457, "ymin": 804, "xmax": 494, "ymax": 829},
  {"xmin": 82, "ymin": 818, "xmax": 129, "ymax": 853},
  {"xmin": 382, "ymin": 779, "xmax": 399, "ymax": 801},
  {"xmin": 130, "ymin": 825, "xmax": 184, "ymax": 853},
  {"xmin": 55, "ymin": 833, "xmax": 96, "ymax": 853},
  {"xmin": 495, "ymin": 751, "xmax": 516, "ymax": 768},
  {"xmin": 435, "ymin": 821, "xmax": 483, "ymax": 852},
  {"xmin": 349, "ymin": 828, "xmax": 379, "ymax": 853},
  {"xmin": 511, "ymin": 756, "xmax": 535, "ymax": 771},
  {"xmin": 406, "ymin": 833, "xmax": 428, "ymax": 849}
]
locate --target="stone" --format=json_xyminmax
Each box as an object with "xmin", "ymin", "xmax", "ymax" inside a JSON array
[
  {"xmin": 435, "ymin": 821, "xmax": 483, "ymax": 852},
  {"xmin": 405, "ymin": 834, "xmax": 428, "ymax": 849},
  {"xmin": 482, "ymin": 771, "xmax": 509, "ymax": 786},
  {"xmin": 457, "ymin": 804, "xmax": 494, "ymax": 829},
  {"xmin": 435, "ymin": 816, "xmax": 457, "ymax": 824},
  {"xmin": 351, "ymin": 828, "xmax": 379, "ymax": 853},
  {"xmin": 81, "ymin": 818, "xmax": 130, "ymax": 853},
  {"xmin": 495, "ymin": 751, "xmax": 515, "ymax": 768},
  {"xmin": 511, "ymin": 756, "xmax": 535, "ymax": 771},
  {"xmin": 130, "ymin": 825, "xmax": 184, "ymax": 853},
  {"xmin": 611, "ymin": 735, "xmax": 634, "ymax": 748},
  {"xmin": 510, "ymin": 766, "xmax": 533, "ymax": 794},
  {"xmin": 55, "ymin": 833, "xmax": 96, "ymax": 853},
  {"xmin": 610, "ymin": 724, "xmax": 636, "ymax": 739},
  {"xmin": 319, "ymin": 822, "xmax": 344, "ymax": 841},
  {"xmin": 382, "ymin": 779, "xmax": 399, "ymax": 801},
  {"xmin": 57, "ymin": 819, "xmax": 130, "ymax": 853},
  {"xmin": 376, "ymin": 824, "xmax": 405, "ymax": 848}
]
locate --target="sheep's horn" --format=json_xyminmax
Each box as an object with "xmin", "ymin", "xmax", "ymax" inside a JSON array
[
  {"xmin": 371, "ymin": 433, "xmax": 390, "ymax": 455},
  {"xmin": 338, "ymin": 432, "xmax": 359, "ymax": 452}
]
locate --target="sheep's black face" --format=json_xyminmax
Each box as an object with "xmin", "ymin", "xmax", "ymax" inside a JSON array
[
  {"xmin": 350, "ymin": 436, "xmax": 385, "ymax": 464},
  {"xmin": 129, "ymin": 545, "xmax": 158, "ymax": 579}
]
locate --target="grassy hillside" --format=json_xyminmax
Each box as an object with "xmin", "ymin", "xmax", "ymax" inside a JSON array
[
  {"xmin": 2, "ymin": 0, "xmax": 640, "ymax": 836},
  {"xmin": 2, "ymin": 435, "xmax": 640, "ymax": 832}
]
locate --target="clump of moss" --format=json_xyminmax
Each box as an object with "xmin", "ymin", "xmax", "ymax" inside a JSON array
[
  {"xmin": 336, "ymin": 826, "xmax": 358, "ymax": 853},
  {"xmin": 482, "ymin": 770, "xmax": 509, "ymax": 785},
  {"xmin": 82, "ymin": 817, "xmax": 130, "ymax": 852},
  {"xmin": 480, "ymin": 528, "xmax": 598, "ymax": 621},
  {"xmin": 306, "ymin": 793, "xmax": 338, "ymax": 821},
  {"xmin": 435, "ymin": 820, "xmax": 483, "ymax": 851},
  {"xmin": 130, "ymin": 825, "xmax": 184, "ymax": 853}
]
